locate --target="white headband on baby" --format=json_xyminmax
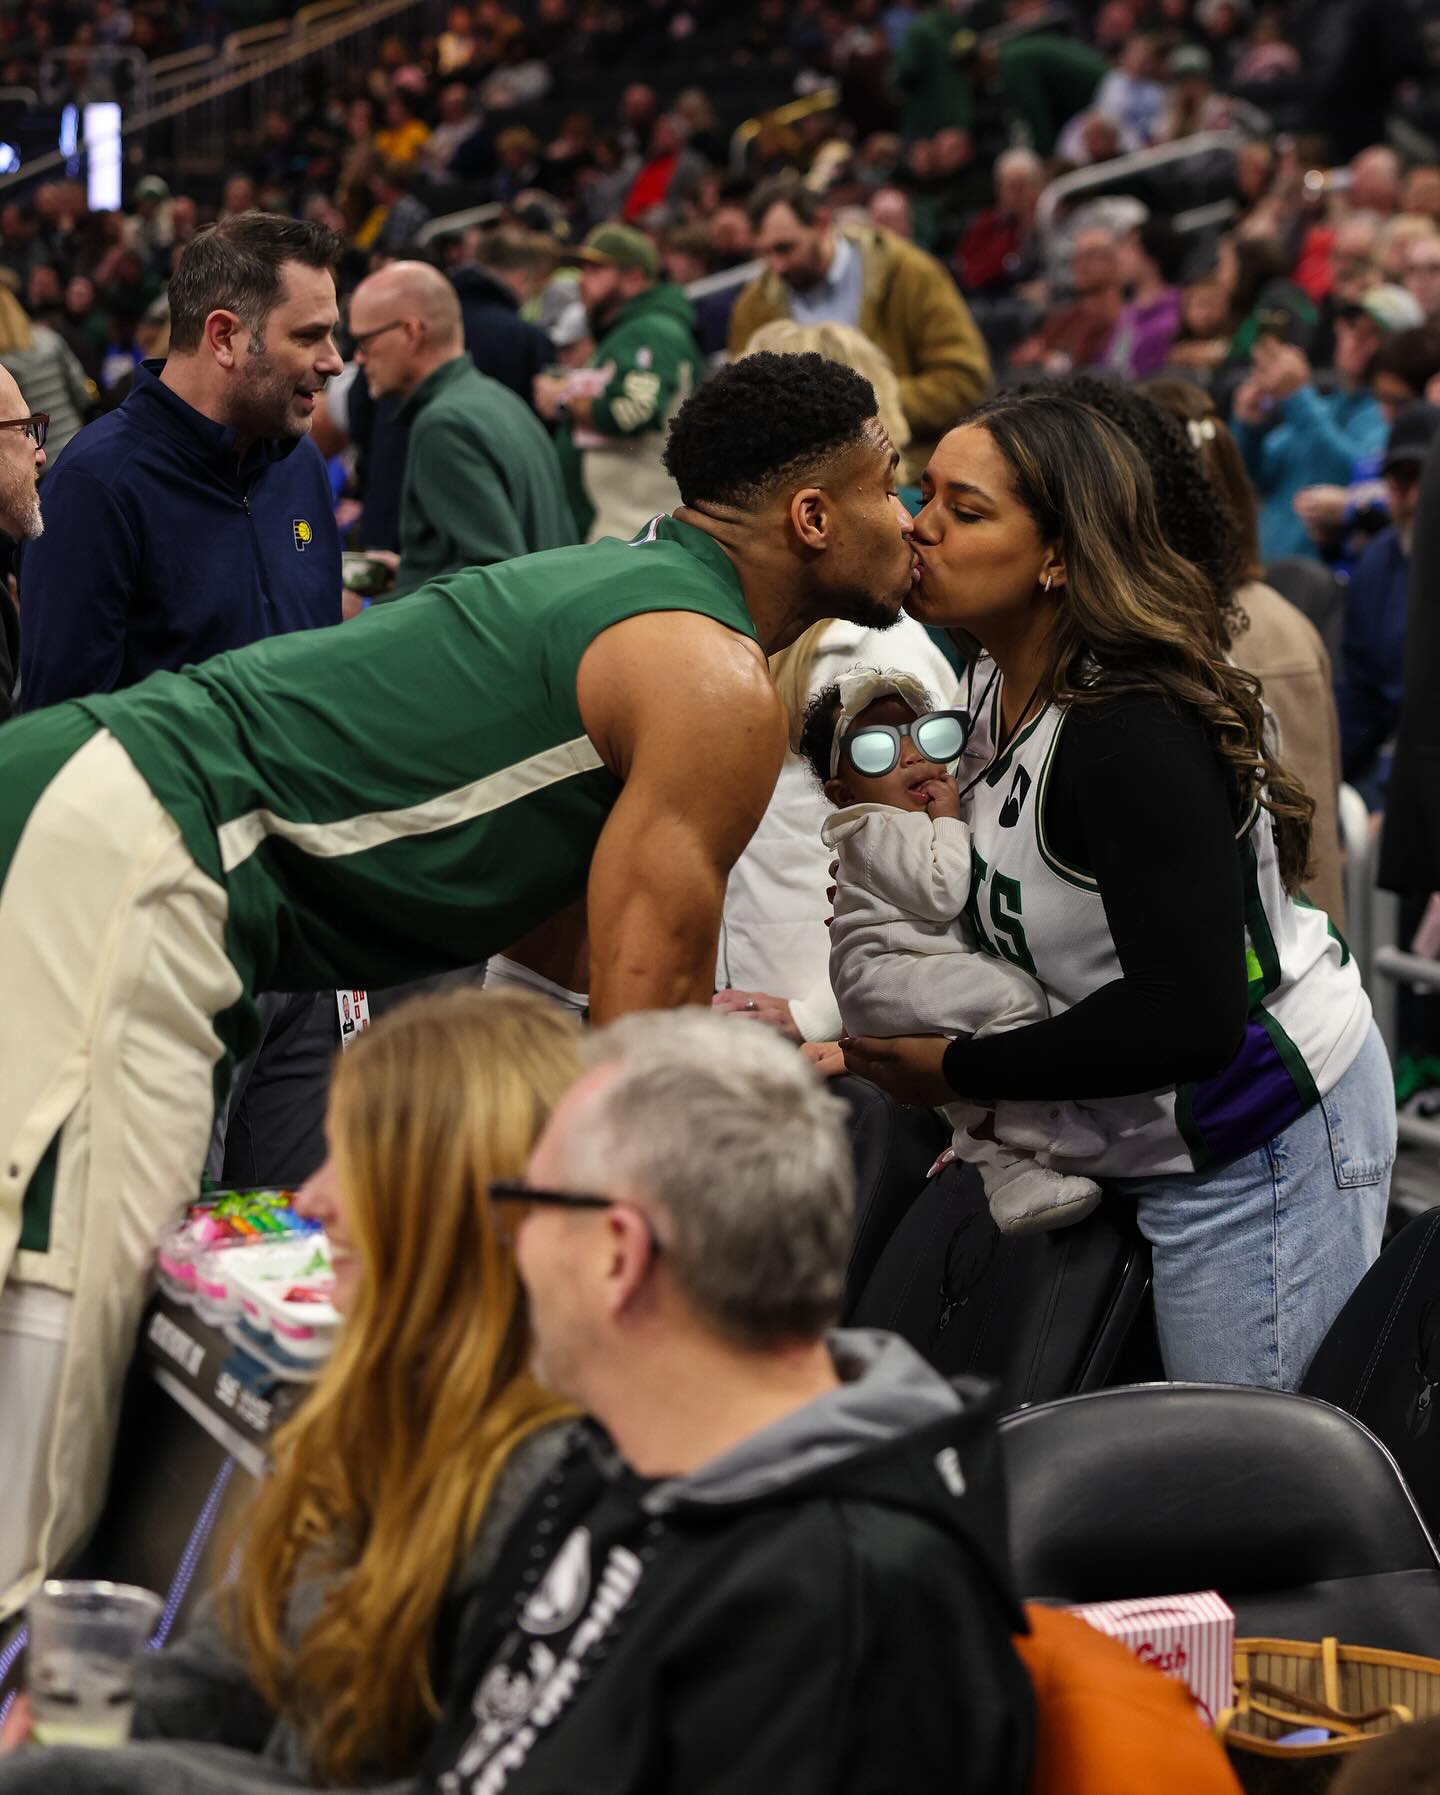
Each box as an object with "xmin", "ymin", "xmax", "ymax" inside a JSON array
[{"xmin": 829, "ymin": 665, "xmax": 939, "ymax": 779}]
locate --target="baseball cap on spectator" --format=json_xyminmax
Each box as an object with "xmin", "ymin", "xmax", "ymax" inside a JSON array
[
  {"xmin": 1167, "ymin": 45, "xmax": 1213, "ymax": 79},
  {"xmin": 578, "ymin": 223, "xmax": 659, "ymax": 280},
  {"xmin": 1382, "ymin": 402, "xmax": 1440, "ymax": 474},
  {"xmin": 136, "ymin": 176, "xmax": 170, "ymax": 202},
  {"xmin": 1340, "ymin": 284, "xmax": 1426, "ymax": 333}
]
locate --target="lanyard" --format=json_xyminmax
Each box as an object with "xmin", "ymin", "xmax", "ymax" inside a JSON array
[{"xmin": 957, "ymin": 671, "xmax": 1045, "ymax": 805}]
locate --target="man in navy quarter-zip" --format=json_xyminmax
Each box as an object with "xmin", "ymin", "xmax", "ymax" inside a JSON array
[
  {"xmin": 15, "ymin": 212, "xmax": 346, "ymax": 1195},
  {"xmin": 17, "ymin": 212, "xmax": 343, "ymax": 707}
]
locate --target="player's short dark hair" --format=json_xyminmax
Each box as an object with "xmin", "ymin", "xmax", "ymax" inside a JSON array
[
  {"xmin": 747, "ymin": 174, "xmax": 826, "ymax": 230},
  {"xmin": 168, "ymin": 213, "xmax": 342, "ymax": 353},
  {"xmin": 797, "ymin": 681, "xmax": 844, "ymax": 791},
  {"xmin": 663, "ymin": 351, "xmax": 879, "ymax": 510}
]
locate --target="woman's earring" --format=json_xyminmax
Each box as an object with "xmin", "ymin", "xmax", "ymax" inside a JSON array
[{"xmin": 1043, "ymin": 572, "xmax": 1053, "ymax": 592}]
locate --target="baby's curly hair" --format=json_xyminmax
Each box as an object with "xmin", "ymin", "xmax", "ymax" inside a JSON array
[
  {"xmin": 663, "ymin": 351, "xmax": 880, "ymax": 509},
  {"xmin": 797, "ymin": 682, "xmax": 845, "ymax": 793}
]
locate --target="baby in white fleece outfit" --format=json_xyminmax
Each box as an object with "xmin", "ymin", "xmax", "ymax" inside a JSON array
[{"xmin": 809, "ymin": 667, "xmax": 1103, "ymax": 1234}]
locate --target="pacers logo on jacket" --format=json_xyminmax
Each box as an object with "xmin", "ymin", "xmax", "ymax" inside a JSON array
[{"xmin": 292, "ymin": 518, "xmax": 314, "ymax": 552}]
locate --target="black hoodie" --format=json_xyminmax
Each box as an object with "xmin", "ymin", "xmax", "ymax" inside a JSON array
[{"xmin": 426, "ymin": 1331, "xmax": 1034, "ymax": 1795}]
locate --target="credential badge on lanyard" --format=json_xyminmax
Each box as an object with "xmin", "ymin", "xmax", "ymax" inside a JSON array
[{"xmin": 337, "ymin": 988, "xmax": 372, "ymax": 1048}]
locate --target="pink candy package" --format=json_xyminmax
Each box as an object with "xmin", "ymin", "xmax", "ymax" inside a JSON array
[{"xmin": 1068, "ymin": 1590, "xmax": 1235, "ymax": 1727}]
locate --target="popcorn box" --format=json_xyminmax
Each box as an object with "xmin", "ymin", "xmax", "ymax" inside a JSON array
[{"xmin": 1068, "ymin": 1591, "xmax": 1235, "ymax": 1726}]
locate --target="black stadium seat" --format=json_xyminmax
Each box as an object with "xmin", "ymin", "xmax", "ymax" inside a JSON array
[
  {"xmin": 844, "ymin": 1158, "xmax": 1154, "ymax": 1406},
  {"xmin": 1000, "ymin": 1385, "xmax": 1440, "ymax": 1655}
]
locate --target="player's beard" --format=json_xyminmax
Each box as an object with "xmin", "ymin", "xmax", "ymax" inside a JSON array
[
  {"xmin": 0, "ymin": 458, "xmax": 42, "ymax": 540},
  {"xmin": 835, "ymin": 592, "xmax": 903, "ymax": 631}
]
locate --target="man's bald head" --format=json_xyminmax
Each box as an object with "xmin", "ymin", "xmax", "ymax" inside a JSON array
[{"xmin": 349, "ymin": 260, "xmax": 466, "ymax": 400}]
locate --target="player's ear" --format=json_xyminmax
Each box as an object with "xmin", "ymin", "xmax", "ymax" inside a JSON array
[{"xmin": 789, "ymin": 485, "xmax": 829, "ymax": 550}]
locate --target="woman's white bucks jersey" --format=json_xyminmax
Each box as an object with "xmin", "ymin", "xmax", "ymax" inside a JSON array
[{"xmin": 956, "ymin": 660, "xmax": 1371, "ymax": 1178}]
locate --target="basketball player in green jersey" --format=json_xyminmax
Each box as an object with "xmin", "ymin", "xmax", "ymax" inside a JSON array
[{"xmin": 0, "ymin": 350, "xmax": 917, "ymax": 1612}]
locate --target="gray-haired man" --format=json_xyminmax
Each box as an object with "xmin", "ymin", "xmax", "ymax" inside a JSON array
[{"xmin": 432, "ymin": 1009, "xmax": 1033, "ymax": 1795}]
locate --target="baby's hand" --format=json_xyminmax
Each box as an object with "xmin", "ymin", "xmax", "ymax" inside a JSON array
[{"xmin": 918, "ymin": 777, "xmax": 961, "ymax": 820}]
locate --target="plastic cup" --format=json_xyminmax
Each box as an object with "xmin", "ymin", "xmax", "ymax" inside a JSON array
[{"xmin": 26, "ymin": 1580, "xmax": 162, "ymax": 1749}]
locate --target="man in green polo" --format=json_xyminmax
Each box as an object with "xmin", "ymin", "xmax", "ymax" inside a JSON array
[
  {"xmin": 345, "ymin": 259, "xmax": 573, "ymax": 604},
  {"xmin": 533, "ymin": 222, "xmax": 701, "ymax": 543},
  {"xmin": 0, "ymin": 350, "xmax": 918, "ymax": 1614}
]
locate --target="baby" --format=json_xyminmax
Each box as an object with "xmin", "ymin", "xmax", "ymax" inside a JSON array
[{"xmin": 806, "ymin": 667, "xmax": 1103, "ymax": 1234}]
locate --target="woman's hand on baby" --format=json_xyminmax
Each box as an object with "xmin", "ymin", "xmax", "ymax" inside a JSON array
[
  {"xmin": 712, "ymin": 989, "xmax": 803, "ymax": 1043},
  {"xmin": 840, "ymin": 1033, "xmax": 954, "ymax": 1106},
  {"xmin": 918, "ymin": 778, "xmax": 961, "ymax": 820}
]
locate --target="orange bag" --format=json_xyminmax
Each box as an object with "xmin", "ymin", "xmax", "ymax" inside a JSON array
[{"xmin": 1015, "ymin": 1603, "xmax": 1244, "ymax": 1795}]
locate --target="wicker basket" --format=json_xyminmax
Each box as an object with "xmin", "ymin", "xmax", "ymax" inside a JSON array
[{"xmin": 1219, "ymin": 1635, "xmax": 1440, "ymax": 1762}]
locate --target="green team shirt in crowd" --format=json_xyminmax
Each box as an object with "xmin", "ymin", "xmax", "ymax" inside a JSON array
[{"xmin": 53, "ymin": 515, "xmax": 755, "ymax": 1020}]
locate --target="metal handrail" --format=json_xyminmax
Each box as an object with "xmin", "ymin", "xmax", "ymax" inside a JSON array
[
  {"xmin": 222, "ymin": 21, "xmax": 294, "ymax": 61},
  {"xmin": 730, "ymin": 87, "xmax": 840, "ymax": 176},
  {"xmin": 0, "ymin": 0, "xmax": 425, "ymax": 196},
  {"xmin": 0, "ymin": 89, "xmax": 39, "ymax": 111},
  {"xmin": 37, "ymin": 44, "xmax": 152, "ymax": 108},
  {"xmin": 295, "ymin": 0, "xmax": 362, "ymax": 30},
  {"xmin": 1035, "ymin": 130, "xmax": 1244, "ymax": 240},
  {"xmin": 148, "ymin": 45, "xmax": 219, "ymax": 83},
  {"xmin": 415, "ymin": 201, "xmax": 503, "ymax": 244}
]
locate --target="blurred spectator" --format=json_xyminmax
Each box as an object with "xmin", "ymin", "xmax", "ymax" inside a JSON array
[
  {"xmin": 1403, "ymin": 165, "xmax": 1440, "ymax": 229},
  {"xmin": 0, "ymin": 363, "xmax": 43, "ymax": 720},
  {"xmin": 954, "ymin": 147, "xmax": 1045, "ymax": 298},
  {"xmin": 1336, "ymin": 402, "xmax": 1440, "ymax": 808},
  {"xmin": 1405, "ymin": 236, "xmax": 1440, "ymax": 324},
  {"xmin": 373, "ymin": 89, "xmax": 431, "ymax": 168},
  {"xmin": 356, "ymin": 161, "xmax": 431, "ymax": 254},
  {"xmin": 660, "ymin": 224, "xmax": 735, "ymax": 358},
  {"xmin": 984, "ymin": 29, "xmax": 1109, "ymax": 159},
  {"xmin": 493, "ymin": 125, "xmax": 544, "ymax": 204},
  {"xmin": 1232, "ymin": 10, "xmax": 1301, "ymax": 82},
  {"xmin": 1170, "ymin": 270, "xmax": 1233, "ymax": 369},
  {"xmin": 732, "ymin": 175, "xmax": 990, "ymax": 476},
  {"xmin": 1107, "ymin": 214, "xmax": 1186, "ymax": 378},
  {"xmin": 1056, "ymin": 108, "xmax": 1139, "ymax": 168},
  {"xmin": 56, "ymin": 274, "xmax": 106, "ymax": 379},
  {"xmin": 0, "ymin": 282, "xmax": 88, "ymax": 468},
  {"xmin": 534, "ymin": 223, "xmax": 699, "ymax": 542},
  {"xmin": 617, "ymin": 80, "xmax": 659, "ymax": 158},
  {"xmin": 1159, "ymin": 44, "xmax": 1236, "ymax": 138},
  {"xmin": 436, "ymin": 2, "xmax": 478, "ymax": 74},
  {"xmin": 1145, "ymin": 373, "xmax": 1348, "ymax": 925},
  {"xmin": 477, "ymin": 34, "xmax": 553, "ymax": 111},
  {"xmin": 451, "ymin": 234, "xmax": 556, "ymax": 402},
  {"xmin": 622, "ymin": 114, "xmax": 703, "ymax": 226},
  {"xmin": 1378, "ymin": 214, "xmax": 1439, "ymax": 283},
  {"xmin": 1220, "ymin": 233, "xmax": 1318, "ymax": 362},
  {"xmin": 1092, "ymin": 33, "xmax": 1166, "ymax": 145},
  {"xmin": 125, "ymin": 176, "xmax": 175, "ymax": 267},
  {"xmin": 1232, "ymin": 287, "xmax": 1408, "ymax": 562},
  {"xmin": 418, "ymin": 83, "xmax": 487, "ymax": 183},
  {"xmin": 1010, "ymin": 226, "xmax": 1124, "ymax": 375},
  {"xmin": 1349, "ymin": 144, "xmax": 1402, "ymax": 218},
  {"xmin": 347, "ymin": 261, "xmax": 572, "ymax": 604},
  {"xmin": 868, "ymin": 187, "xmax": 914, "ymax": 240},
  {"xmin": 220, "ymin": 173, "xmax": 256, "ymax": 220}
]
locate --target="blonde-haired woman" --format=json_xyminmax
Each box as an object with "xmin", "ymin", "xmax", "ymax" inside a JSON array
[
  {"xmin": 90, "ymin": 989, "xmax": 577, "ymax": 1784},
  {"xmin": 0, "ymin": 280, "xmax": 89, "ymax": 467},
  {"xmin": 714, "ymin": 325, "xmax": 958, "ymax": 1059}
]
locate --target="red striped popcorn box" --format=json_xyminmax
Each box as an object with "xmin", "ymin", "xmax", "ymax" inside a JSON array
[{"xmin": 1068, "ymin": 1591, "xmax": 1235, "ymax": 1726}]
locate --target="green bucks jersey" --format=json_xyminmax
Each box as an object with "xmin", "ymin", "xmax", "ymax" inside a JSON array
[{"xmin": 78, "ymin": 515, "xmax": 757, "ymax": 1000}]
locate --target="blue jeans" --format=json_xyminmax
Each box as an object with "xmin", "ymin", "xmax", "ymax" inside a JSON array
[{"xmin": 1121, "ymin": 1023, "xmax": 1395, "ymax": 1390}]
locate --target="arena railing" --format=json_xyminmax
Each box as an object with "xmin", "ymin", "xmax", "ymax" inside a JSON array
[
  {"xmin": 729, "ymin": 88, "xmax": 840, "ymax": 177},
  {"xmin": 1034, "ymin": 130, "xmax": 1246, "ymax": 246},
  {"xmin": 0, "ymin": 0, "xmax": 446, "ymax": 197}
]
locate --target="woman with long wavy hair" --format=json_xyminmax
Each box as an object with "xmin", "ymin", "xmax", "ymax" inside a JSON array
[
  {"xmin": 843, "ymin": 391, "xmax": 1394, "ymax": 1390},
  {"xmin": 118, "ymin": 988, "xmax": 580, "ymax": 1785}
]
